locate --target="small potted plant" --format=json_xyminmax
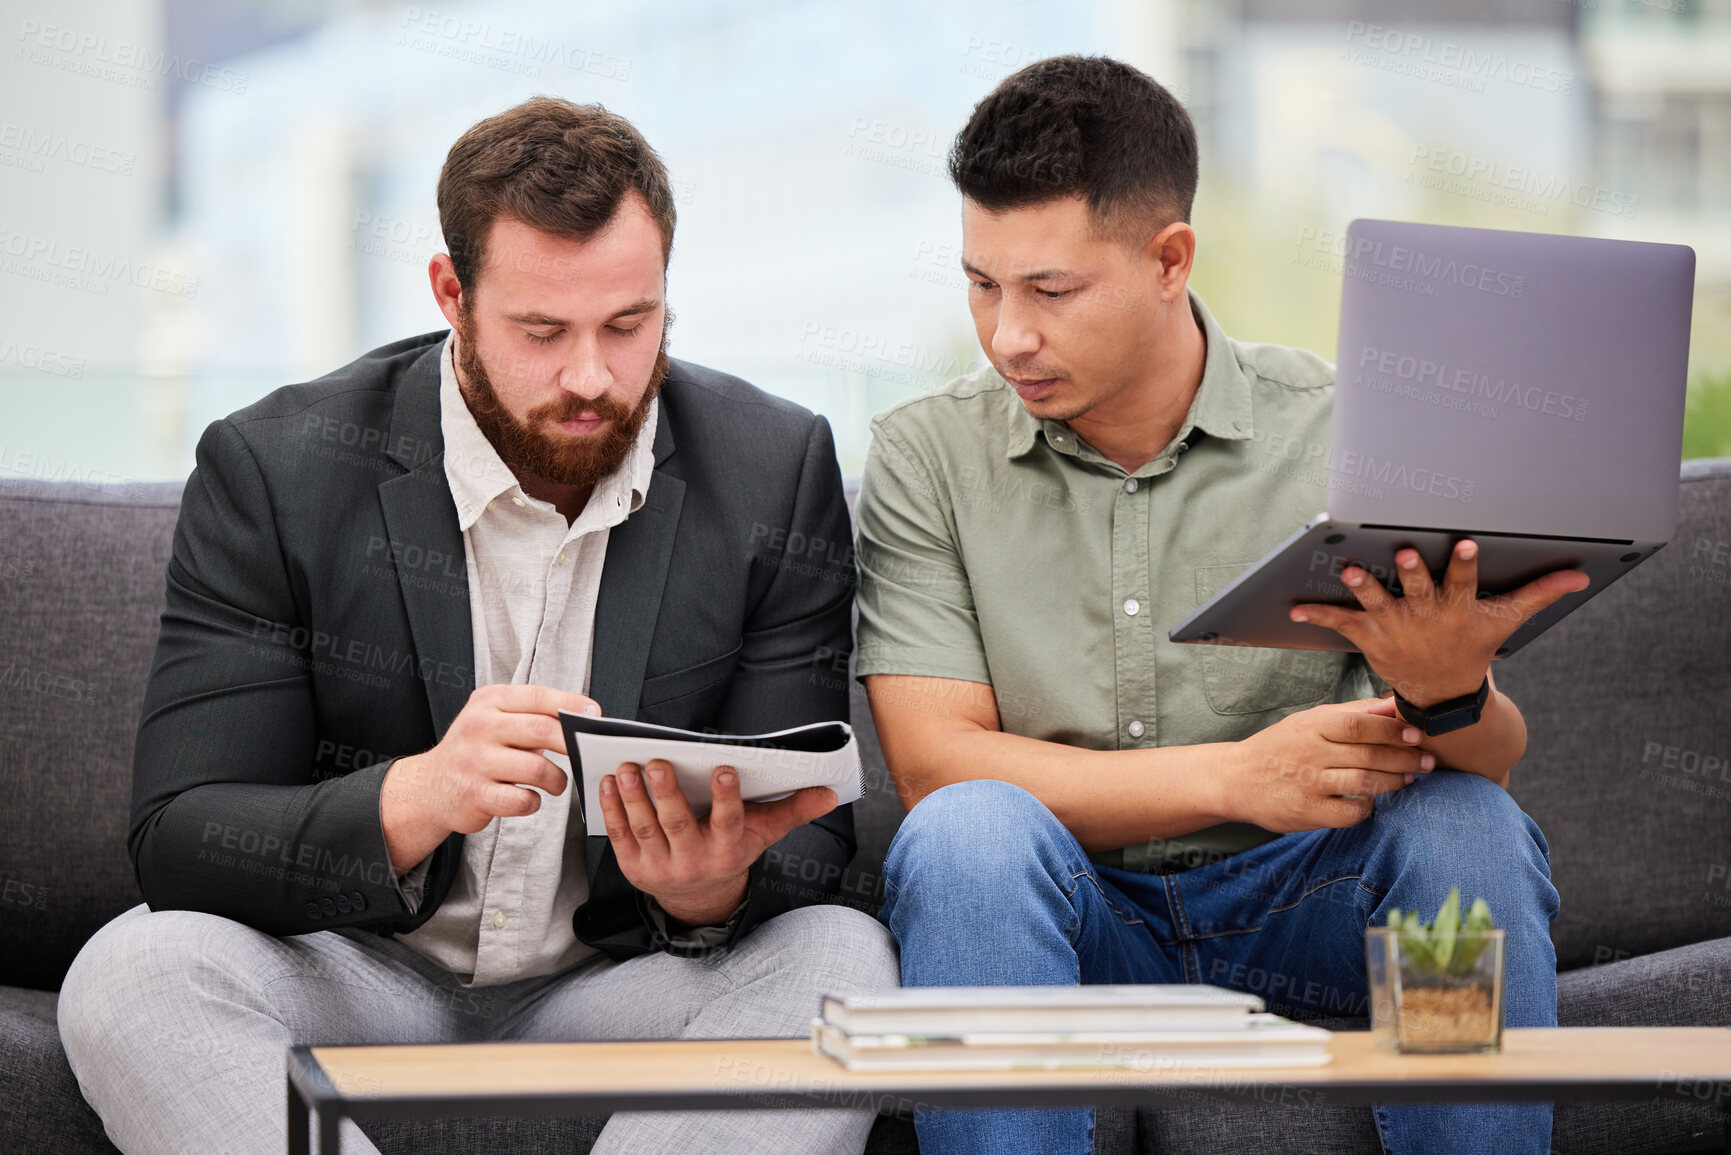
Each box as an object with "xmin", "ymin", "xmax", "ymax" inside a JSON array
[{"xmin": 1366, "ymin": 887, "xmax": 1505, "ymax": 1053}]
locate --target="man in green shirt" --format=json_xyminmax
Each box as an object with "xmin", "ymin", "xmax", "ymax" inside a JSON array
[{"xmin": 856, "ymin": 56, "xmax": 1585, "ymax": 1155}]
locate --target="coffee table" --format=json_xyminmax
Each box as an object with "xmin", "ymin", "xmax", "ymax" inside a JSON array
[{"xmin": 287, "ymin": 1027, "xmax": 1731, "ymax": 1154}]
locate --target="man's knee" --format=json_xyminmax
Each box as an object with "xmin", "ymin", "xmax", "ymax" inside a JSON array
[
  {"xmin": 885, "ymin": 779, "xmax": 1065, "ymax": 884},
  {"xmin": 1393, "ymin": 769, "xmax": 1540, "ymax": 840},
  {"xmin": 743, "ymin": 905, "xmax": 900, "ymax": 989},
  {"xmin": 59, "ymin": 905, "xmax": 268, "ymax": 1059},
  {"xmin": 64, "ymin": 905, "xmax": 167, "ymax": 1011},
  {"xmin": 1377, "ymin": 771, "xmax": 1555, "ymax": 893}
]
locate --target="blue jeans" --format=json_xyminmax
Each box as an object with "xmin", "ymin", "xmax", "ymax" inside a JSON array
[{"xmin": 879, "ymin": 770, "xmax": 1560, "ymax": 1155}]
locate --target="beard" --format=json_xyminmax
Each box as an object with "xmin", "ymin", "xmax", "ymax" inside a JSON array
[{"xmin": 455, "ymin": 308, "xmax": 668, "ymax": 490}]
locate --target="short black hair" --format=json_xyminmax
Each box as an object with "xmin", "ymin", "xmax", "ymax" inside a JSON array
[{"xmin": 948, "ymin": 55, "xmax": 1198, "ymax": 242}]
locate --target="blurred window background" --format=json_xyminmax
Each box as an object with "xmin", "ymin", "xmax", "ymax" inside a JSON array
[{"xmin": 3, "ymin": 0, "xmax": 1729, "ymax": 487}]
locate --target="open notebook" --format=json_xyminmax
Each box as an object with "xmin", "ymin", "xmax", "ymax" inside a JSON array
[{"xmin": 558, "ymin": 712, "xmax": 864, "ymax": 824}]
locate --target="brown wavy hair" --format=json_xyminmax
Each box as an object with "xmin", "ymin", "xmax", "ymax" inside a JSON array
[{"xmin": 436, "ymin": 96, "xmax": 676, "ymax": 293}]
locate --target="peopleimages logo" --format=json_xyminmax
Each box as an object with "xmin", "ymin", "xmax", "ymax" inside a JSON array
[
  {"xmin": 1343, "ymin": 22, "xmax": 1574, "ymax": 95},
  {"xmin": 0, "ymin": 122, "xmax": 135, "ymax": 175},
  {"xmin": 1250, "ymin": 430, "xmax": 1474, "ymax": 504},
  {"xmin": 15, "ymin": 19, "xmax": 249, "ymax": 93},
  {"xmin": 397, "ymin": 8, "xmax": 632, "ymax": 80},
  {"xmin": 1358, "ymin": 346, "xmax": 1589, "ymax": 422},
  {"xmin": 1332, "ymin": 452, "xmax": 1474, "ymax": 503},
  {"xmin": 0, "ymin": 228, "xmax": 199, "ymax": 298},
  {"xmin": 1344, "ymin": 235, "xmax": 1525, "ymax": 298},
  {"xmin": 1409, "ymin": 145, "xmax": 1639, "ymax": 220}
]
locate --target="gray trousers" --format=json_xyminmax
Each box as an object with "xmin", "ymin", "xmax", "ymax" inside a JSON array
[{"xmin": 58, "ymin": 901, "xmax": 900, "ymax": 1155}]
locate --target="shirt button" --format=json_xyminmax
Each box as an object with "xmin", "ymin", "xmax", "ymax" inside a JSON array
[
  {"xmin": 511, "ymin": 496, "xmax": 526, "ymax": 507},
  {"xmin": 486, "ymin": 500, "xmax": 496, "ymax": 510},
  {"xmin": 1178, "ymin": 441, "xmax": 1191, "ymax": 454},
  {"xmin": 492, "ymin": 911, "xmax": 508, "ymax": 929},
  {"xmin": 1124, "ymin": 478, "xmax": 1138, "ymax": 494},
  {"xmin": 1123, "ymin": 598, "xmax": 1140, "ymax": 616},
  {"xmin": 1127, "ymin": 720, "xmax": 1146, "ymax": 738},
  {"xmin": 556, "ymin": 551, "xmax": 566, "ymax": 565}
]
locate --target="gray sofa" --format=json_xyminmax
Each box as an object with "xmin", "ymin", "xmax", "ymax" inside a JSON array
[{"xmin": 3, "ymin": 462, "xmax": 1729, "ymax": 1155}]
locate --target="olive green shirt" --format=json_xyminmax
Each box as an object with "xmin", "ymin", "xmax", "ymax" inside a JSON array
[{"xmin": 854, "ymin": 290, "xmax": 1390, "ymax": 874}]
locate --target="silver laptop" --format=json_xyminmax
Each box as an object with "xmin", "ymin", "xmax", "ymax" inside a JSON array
[{"xmin": 1169, "ymin": 219, "xmax": 1695, "ymax": 657}]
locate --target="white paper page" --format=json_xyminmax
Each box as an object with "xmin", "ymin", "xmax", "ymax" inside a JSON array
[{"xmin": 567, "ymin": 721, "xmax": 864, "ymax": 821}]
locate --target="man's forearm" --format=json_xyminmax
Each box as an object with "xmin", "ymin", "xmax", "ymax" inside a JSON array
[
  {"xmin": 130, "ymin": 768, "xmax": 412, "ymax": 935},
  {"xmin": 1419, "ymin": 681, "xmax": 1526, "ymax": 788},
  {"xmin": 883, "ymin": 722, "xmax": 1236, "ymax": 854}
]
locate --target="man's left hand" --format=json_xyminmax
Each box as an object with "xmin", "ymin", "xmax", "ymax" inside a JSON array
[
  {"xmin": 598, "ymin": 760, "xmax": 837, "ymax": 927},
  {"xmin": 1289, "ymin": 539, "xmax": 1589, "ymax": 706}
]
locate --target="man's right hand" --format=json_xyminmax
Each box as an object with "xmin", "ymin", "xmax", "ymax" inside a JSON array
[
  {"xmin": 379, "ymin": 684, "xmax": 601, "ymax": 874},
  {"xmin": 1223, "ymin": 697, "xmax": 1435, "ymax": 833}
]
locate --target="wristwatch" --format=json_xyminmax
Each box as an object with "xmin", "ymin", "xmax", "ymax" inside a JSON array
[{"xmin": 1393, "ymin": 677, "xmax": 1490, "ymax": 736}]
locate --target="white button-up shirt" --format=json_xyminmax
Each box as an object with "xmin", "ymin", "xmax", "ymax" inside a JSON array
[{"xmin": 393, "ymin": 333, "xmax": 657, "ymax": 987}]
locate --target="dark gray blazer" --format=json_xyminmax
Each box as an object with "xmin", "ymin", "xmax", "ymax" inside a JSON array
[{"xmin": 130, "ymin": 330, "xmax": 857, "ymax": 959}]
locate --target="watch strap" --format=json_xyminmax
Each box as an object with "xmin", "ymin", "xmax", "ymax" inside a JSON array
[{"xmin": 1394, "ymin": 677, "xmax": 1490, "ymax": 737}]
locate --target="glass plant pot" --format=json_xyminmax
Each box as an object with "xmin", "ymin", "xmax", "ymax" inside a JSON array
[{"xmin": 1367, "ymin": 927, "xmax": 1505, "ymax": 1054}]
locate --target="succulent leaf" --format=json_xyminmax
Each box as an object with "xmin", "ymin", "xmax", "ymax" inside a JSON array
[
  {"xmin": 1433, "ymin": 887, "xmax": 1461, "ymax": 972},
  {"xmin": 1383, "ymin": 892, "xmax": 1496, "ymax": 976}
]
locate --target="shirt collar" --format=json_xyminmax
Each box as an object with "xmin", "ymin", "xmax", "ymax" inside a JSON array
[
  {"xmin": 438, "ymin": 332, "xmax": 658, "ymax": 532},
  {"xmin": 1004, "ymin": 288, "xmax": 1254, "ymax": 462}
]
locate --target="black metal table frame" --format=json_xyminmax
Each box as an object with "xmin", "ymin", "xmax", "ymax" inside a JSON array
[{"xmin": 286, "ymin": 1044, "xmax": 1731, "ymax": 1155}]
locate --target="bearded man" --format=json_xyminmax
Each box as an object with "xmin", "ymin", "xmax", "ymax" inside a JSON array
[{"xmin": 56, "ymin": 97, "xmax": 895, "ymax": 1155}]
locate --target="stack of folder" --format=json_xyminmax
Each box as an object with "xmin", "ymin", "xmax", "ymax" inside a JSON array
[{"xmin": 811, "ymin": 985, "xmax": 1332, "ymax": 1071}]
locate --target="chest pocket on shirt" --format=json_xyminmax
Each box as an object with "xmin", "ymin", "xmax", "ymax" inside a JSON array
[{"xmin": 1192, "ymin": 563, "xmax": 1344, "ymax": 715}]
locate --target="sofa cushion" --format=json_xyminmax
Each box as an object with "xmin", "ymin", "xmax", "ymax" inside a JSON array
[
  {"xmin": 0, "ymin": 985, "xmax": 118, "ymax": 1155},
  {"xmin": 846, "ymin": 673, "xmax": 899, "ymax": 910},
  {"xmin": 1557, "ymin": 934, "xmax": 1731, "ymax": 1028},
  {"xmin": 1545, "ymin": 936, "xmax": 1731, "ymax": 1154},
  {"xmin": 0, "ymin": 481, "xmax": 182, "ymax": 990},
  {"xmin": 1498, "ymin": 459, "xmax": 1731, "ymax": 969}
]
